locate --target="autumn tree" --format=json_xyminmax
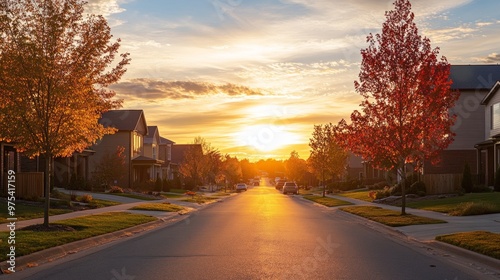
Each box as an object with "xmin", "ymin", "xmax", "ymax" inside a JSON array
[
  {"xmin": 285, "ymin": 151, "xmax": 308, "ymax": 185},
  {"xmin": 178, "ymin": 144, "xmax": 204, "ymax": 189},
  {"xmin": 334, "ymin": 0, "xmax": 458, "ymax": 214},
  {"xmin": 92, "ymin": 146, "xmax": 127, "ymax": 191},
  {"xmin": 0, "ymin": 0, "xmax": 129, "ymax": 226},
  {"xmin": 221, "ymin": 155, "xmax": 242, "ymax": 191},
  {"xmin": 309, "ymin": 124, "xmax": 348, "ymax": 197}
]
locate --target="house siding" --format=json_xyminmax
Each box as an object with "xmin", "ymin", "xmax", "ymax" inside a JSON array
[
  {"xmin": 89, "ymin": 131, "xmax": 132, "ymax": 188},
  {"xmin": 424, "ymin": 150, "xmax": 477, "ymax": 174},
  {"xmin": 448, "ymin": 89, "xmax": 487, "ymax": 150},
  {"xmin": 485, "ymin": 88, "xmax": 500, "ymax": 138}
]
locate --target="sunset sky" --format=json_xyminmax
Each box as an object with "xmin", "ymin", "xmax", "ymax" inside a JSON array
[{"xmin": 89, "ymin": 0, "xmax": 500, "ymax": 161}]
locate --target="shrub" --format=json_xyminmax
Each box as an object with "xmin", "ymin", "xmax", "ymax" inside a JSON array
[
  {"xmin": 462, "ymin": 162, "xmax": 474, "ymax": 193},
  {"xmin": 367, "ymin": 181, "xmax": 389, "ymax": 190},
  {"xmin": 109, "ymin": 186, "xmax": 124, "ymax": 193},
  {"xmin": 450, "ymin": 202, "xmax": 499, "ymax": 216},
  {"xmin": 495, "ymin": 167, "xmax": 500, "ymax": 192},
  {"xmin": 374, "ymin": 186, "xmax": 392, "ymax": 199},
  {"xmin": 409, "ymin": 181, "xmax": 426, "ymax": 196},
  {"xmin": 69, "ymin": 191, "xmax": 78, "ymax": 201},
  {"xmin": 79, "ymin": 194, "xmax": 93, "ymax": 203},
  {"xmin": 155, "ymin": 177, "xmax": 163, "ymax": 192},
  {"xmin": 391, "ymin": 174, "xmax": 421, "ymax": 195},
  {"xmin": 68, "ymin": 174, "xmax": 89, "ymax": 191}
]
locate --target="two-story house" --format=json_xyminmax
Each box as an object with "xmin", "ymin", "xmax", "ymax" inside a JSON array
[
  {"xmin": 476, "ymin": 81, "xmax": 500, "ymax": 186},
  {"xmin": 90, "ymin": 109, "xmax": 149, "ymax": 188},
  {"xmin": 143, "ymin": 126, "xmax": 165, "ymax": 181},
  {"xmin": 422, "ymin": 65, "xmax": 500, "ymax": 176},
  {"xmin": 159, "ymin": 136, "xmax": 175, "ymax": 180}
]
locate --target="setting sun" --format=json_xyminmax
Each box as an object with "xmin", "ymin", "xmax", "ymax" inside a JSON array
[{"xmin": 235, "ymin": 124, "xmax": 300, "ymax": 152}]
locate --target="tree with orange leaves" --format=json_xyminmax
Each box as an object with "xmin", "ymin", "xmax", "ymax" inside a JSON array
[
  {"xmin": 0, "ymin": 0, "xmax": 130, "ymax": 226},
  {"xmin": 334, "ymin": 0, "xmax": 458, "ymax": 214}
]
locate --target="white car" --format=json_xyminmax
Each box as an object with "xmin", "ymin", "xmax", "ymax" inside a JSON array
[
  {"xmin": 282, "ymin": 182, "xmax": 298, "ymax": 195},
  {"xmin": 235, "ymin": 183, "xmax": 248, "ymax": 192}
]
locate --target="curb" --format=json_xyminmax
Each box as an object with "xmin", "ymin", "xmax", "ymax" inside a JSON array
[{"xmin": 425, "ymin": 240, "xmax": 500, "ymax": 273}]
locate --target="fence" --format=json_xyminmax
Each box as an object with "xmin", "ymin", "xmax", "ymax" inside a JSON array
[
  {"xmin": 3, "ymin": 172, "xmax": 44, "ymax": 199},
  {"xmin": 422, "ymin": 173, "xmax": 462, "ymax": 195}
]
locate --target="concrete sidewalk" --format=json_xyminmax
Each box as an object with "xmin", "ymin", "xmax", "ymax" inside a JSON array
[{"xmin": 326, "ymin": 194, "xmax": 500, "ymax": 241}]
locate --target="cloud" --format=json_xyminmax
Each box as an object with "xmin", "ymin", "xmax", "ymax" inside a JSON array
[
  {"xmin": 112, "ymin": 79, "xmax": 266, "ymax": 100},
  {"xmin": 86, "ymin": 0, "xmax": 126, "ymax": 17},
  {"xmin": 481, "ymin": 53, "xmax": 500, "ymax": 63}
]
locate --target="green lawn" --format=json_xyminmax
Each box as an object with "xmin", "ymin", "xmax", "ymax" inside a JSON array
[
  {"xmin": 436, "ymin": 231, "xmax": 500, "ymax": 260},
  {"xmin": 0, "ymin": 201, "xmax": 72, "ymax": 221},
  {"xmin": 0, "ymin": 212, "xmax": 156, "ymax": 261},
  {"xmin": 407, "ymin": 193, "xmax": 500, "ymax": 216},
  {"xmin": 162, "ymin": 193, "xmax": 184, "ymax": 199},
  {"xmin": 341, "ymin": 206, "xmax": 446, "ymax": 227},
  {"xmin": 181, "ymin": 195, "xmax": 218, "ymax": 204},
  {"xmin": 302, "ymin": 195, "xmax": 353, "ymax": 207},
  {"xmin": 130, "ymin": 202, "xmax": 185, "ymax": 212},
  {"xmin": 107, "ymin": 193, "xmax": 160, "ymax": 201},
  {"xmin": 338, "ymin": 190, "xmax": 374, "ymax": 202}
]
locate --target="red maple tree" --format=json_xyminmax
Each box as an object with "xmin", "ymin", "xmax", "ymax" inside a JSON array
[{"xmin": 334, "ymin": 0, "xmax": 459, "ymax": 214}]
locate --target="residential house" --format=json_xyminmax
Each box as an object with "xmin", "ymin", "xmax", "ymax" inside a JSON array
[
  {"xmin": 89, "ymin": 109, "xmax": 152, "ymax": 188},
  {"xmin": 422, "ymin": 65, "xmax": 500, "ymax": 176},
  {"xmin": 159, "ymin": 137, "xmax": 175, "ymax": 180},
  {"xmin": 361, "ymin": 65, "xmax": 500, "ymax": 187},
  {"xmin": 143, "ymin": 126, "xmax": 165, "ymax": 181},
  {"xmin": 475, "ymin": 81, "xmax": 500, "ymax": 186}
]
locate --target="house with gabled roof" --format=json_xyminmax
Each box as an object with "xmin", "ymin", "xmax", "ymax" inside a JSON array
[
  {"xmin": 90, "ymin": 109, "xmax": 154, "ymax": 188},
  {"xmin": 159, "ymin": 136, "xmax": 175, "ymax": 180},
  {"xmin": 475, "ymin": 81, "xmax": 500, "ymax": 186},
  {"xmin": 361, "ymin": 65, "xmax": 500, "ymax": 192},
  {"xmin": 420, "ymin": 65, "xmax": 500, "ymax": 179},
  {"xmin": 143, "ymin": 126, "xmax": 165, "ymax": 181}
]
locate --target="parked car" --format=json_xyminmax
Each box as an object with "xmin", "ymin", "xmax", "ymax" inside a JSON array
[
  {"xmin": 275, "ymin": 180, "xmax": 286, "ymax": 191},
  {"xmin": 282, "ymin": 182, "xmax": 298, "ymax": 195},
  {"xmin": 236, "ymin": 183, "xmax": 248, "ymax": 192}
]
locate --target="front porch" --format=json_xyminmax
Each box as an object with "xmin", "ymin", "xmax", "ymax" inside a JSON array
[{"xmin": 475, "ymin": 137, "xmax": 500, "ymax": 187}]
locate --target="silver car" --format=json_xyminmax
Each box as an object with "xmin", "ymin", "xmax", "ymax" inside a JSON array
[
  {"xmin": 235, "ymin": 183, "xmax": 247, "ymax": 192},
  {"xmin": 282, "ymin": 182, "xmax": 298, "ymax": 195}
]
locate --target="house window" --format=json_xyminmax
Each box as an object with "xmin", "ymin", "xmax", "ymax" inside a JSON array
[
  {"xmin": 492, "ymin": 103, "xmax": 500, "ymax": 130},
  {"xmin": 133, "ymin": 132, "xmax": 142, "ymax": 156},
  {"xmin": 152, "ymin": 144, "xmax": 157, "ymax": 159}
]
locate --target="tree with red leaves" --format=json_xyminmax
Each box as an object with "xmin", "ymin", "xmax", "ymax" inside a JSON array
[{"xmin": 334, "ymin": 0, "xmax": 459, "ymax": 214}]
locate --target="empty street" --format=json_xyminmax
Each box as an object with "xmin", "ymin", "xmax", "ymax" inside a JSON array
[{"xmin": 9, "ymin": 181, "xmax": 488, "ymax": 280}]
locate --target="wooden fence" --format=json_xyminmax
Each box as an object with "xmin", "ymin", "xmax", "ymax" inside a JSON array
[
  {"xmin": 422, "ymin": 173, "xmax": 462, "ymax": 195},
  {"xmin": 3, "ymin": 172, "xmax": 44, "ymax": 199}
]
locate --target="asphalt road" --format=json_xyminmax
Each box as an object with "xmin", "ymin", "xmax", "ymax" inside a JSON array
[{"xmin": 9, "ymin": 183, "xmax": 488, "ymax": 279}]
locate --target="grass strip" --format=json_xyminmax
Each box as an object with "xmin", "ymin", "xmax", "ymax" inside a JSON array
[
  {"xmin": 436, "ymin": 231, "xmax": 500, "ymax": 260},
  {"xmin": 107, "ymin": 193, "xmax": 160, "ymax": 201},
  {"xmin": 341, "ymin": 206, "xmax": 446, "ymax": 227},
  {"xmin": 0, "ymin": 202, "xmax": 72, "ymax": 221},
  {"xmin": 130, "ymin": 202, "xmax": 185, "ymax": 212},
  {"xmin": 303, "ymin": 196, "xmax": 353, "ymax": 207},
  {"xmin": 407, "ymin": 193, "xmax": 500, "ymax": 216},
  {"xmin": 0, "ymin": 212, "xmax": 156, "ymax": 261},
  {"xmin": 338, "ymin": 190, "xmax": 374, "ymax": 202},
  {"xmin": 181, "ymin": 195, "xmax": 218, "ymax": 204}
]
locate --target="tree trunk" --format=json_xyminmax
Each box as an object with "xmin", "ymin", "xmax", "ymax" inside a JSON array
[
  {"xmin": 322, "ymin": 170, "xmax": 326, "ymax": 197},
  {"xmin": 44, "ymin": 154, "xmax": 52, "ymax": 227},
  {"xmin": 400, "ymin": 164, "xmax": 407, "ymax": 215}
]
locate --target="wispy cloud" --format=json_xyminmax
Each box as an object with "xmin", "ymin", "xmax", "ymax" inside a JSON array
[{"xmin": 112, "ymin": 79, "xmax": 267, "ymax": 100}]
